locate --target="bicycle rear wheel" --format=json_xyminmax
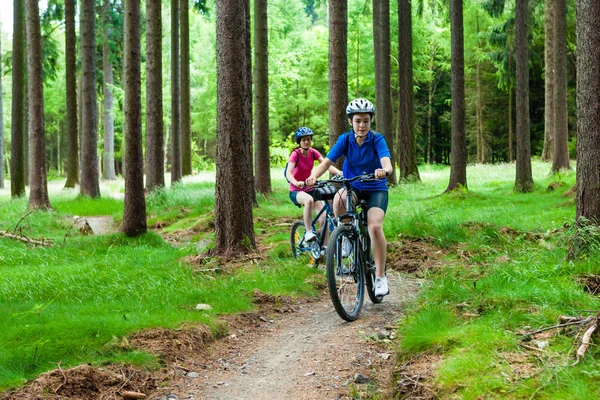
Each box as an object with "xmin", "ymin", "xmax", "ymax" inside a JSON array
[
  {"xmin": 326, "ymin": 225, "xmax": 364, "ymax": 321},
  {"xmin": 362, "ymin": 234, "xmax": 383, "ymax": 304},
  {"xmin": 291, "ymin": 221, "xmax": 320, "ymax": 267}
]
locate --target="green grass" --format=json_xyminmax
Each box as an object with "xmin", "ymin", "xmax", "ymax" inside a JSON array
[{"xmin": 2, "ymin": 161, "xmax": 600, "ymax": 398}]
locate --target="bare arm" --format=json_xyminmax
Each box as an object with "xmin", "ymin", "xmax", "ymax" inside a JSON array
[
  {"xmin": 306, "ymin": 158, "xmax": 333, "ymax": 186},
  {"xmin": 285, "ymin": 162, "xmax": 305, "ymax": 188},
  {"xmin": 317, "ymin": 156, "xmax": 342, "ymax": 177},
  {"xmin": 375, "ymin": 156, "xmax": 393, "ymax": 179}
]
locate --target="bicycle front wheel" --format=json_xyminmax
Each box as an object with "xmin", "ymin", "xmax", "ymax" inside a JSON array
[
  {"xmin": 291, "ymin": 221, "xmax": 320, "ymax": 267},
  {"xmin": 326, "ymin": 225, "xmax": 364, "ymax": 321}
]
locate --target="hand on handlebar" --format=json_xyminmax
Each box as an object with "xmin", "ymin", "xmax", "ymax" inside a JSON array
[
  {"xmin": 374, "ymin": 169, "xmax": 388, "ymax": 179},
  {"xmin": 294, "ymin": 181, "xmax": 306, "ymax": 188},
  {"xmin": 306, "ymin": 176, "xmax": 317, "ymax": 187}
]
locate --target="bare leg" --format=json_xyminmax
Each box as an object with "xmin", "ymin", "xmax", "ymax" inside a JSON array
[{"xmin": 367, "ymin": 207, "xmax": 386, "ymax": 277}]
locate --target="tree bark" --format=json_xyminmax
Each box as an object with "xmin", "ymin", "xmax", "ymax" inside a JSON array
[
  {"xmin": 514, "ymin": 0, "xmax": 533, "ymax": 192},
  {"xmin": 541, "ymin": 0, "xmax": 554, "ymax": 162},
  {"xmin": 328, "ymin": 0, "xmax": 348, "ymax": 166},
  {"xmin": 551, "ymin": 0, "xmax": 570, "ymax": 172},
  {"xmin": 121, "ymin": 0, "xmax": 146, "ymax": 237},
  {"xmin": 171, "ymin": 0, "xmax": 182, "ymax": 184},
  {"xmin": 397, "ymin": 0, "xmax": 420, "ymax": 182},
  {"xmin": 64, "ymin": 0, "xmax": 79, "ymax": 188},
  {"xmin": 26, "ymin": 0, "xmax": 52, "ymax": 209},
  {"xmin": 214, "ymin": 0, "xmax": 255, "ymax": 256},
  {"xmin": 145, "ymin": 0, "xmax": 165, "ymax": 192},
  {"xmin": 508, "ymin": 87, "xmax": 513, "ymax": 162},
  {"xmin": 254, "ymin": 0, "xmax": 271, "ymax": 195},
  {"xmin": 446, "ymin": 0, "xmax": 467, "ymax": 192},
  {"xmin": 180, "ymin": 0, "xmax": 191, "ymax": 176},
  {"xmin": 576, "ymin": 0, "xmax": 600, "ymax": 222},
  {"xmin": 11, "ymin": 0, "xmax": 26, "ymax": 198},
  {"xmin": 80, "ymin": 0, "xmax": 101, "ymax": 197},
  {"xmin": 475, "ymin": 12, "xmax": 485, "ymax": 164},
  {"xmin": 0, "ymin": 30, "xmax": 4, "ymax": 189},
  {"xmin": 102, "ymin": 0, "xmax": 116, "ymax": 180}
]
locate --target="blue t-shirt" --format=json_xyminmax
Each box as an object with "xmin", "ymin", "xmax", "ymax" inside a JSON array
[{"xmin": 326, "ymin": 130, "xmax": 391, "ymax": 191}]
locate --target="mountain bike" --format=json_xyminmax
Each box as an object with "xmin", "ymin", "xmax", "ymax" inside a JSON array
[
  {"xmin": 324, "ymin": 173, "xmax": 384, "ymax": 321},
  {"xmin": 290, "ymin": 180, "xmax": 339, "ymax": 268}
]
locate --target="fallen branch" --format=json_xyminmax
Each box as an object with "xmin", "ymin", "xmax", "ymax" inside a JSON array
[
  {"xmin": 521, "ymin": 318, "xmax": 592, "ymax": 338},
  {"xmin": 575, "ymin": 317, "xmax": 598, "ymax": 363},
  {"xmin": 13, "ymin": 211, "xmax": 33, "ymax": 233},
  {"xmin": 0, "ymin": 229, "xmax": 52, "ymax": 247}
]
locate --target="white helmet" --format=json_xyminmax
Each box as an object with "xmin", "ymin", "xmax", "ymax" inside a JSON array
[{"xmin": 346, "ymin": 98, "xmax": 375, "ymax": 117}]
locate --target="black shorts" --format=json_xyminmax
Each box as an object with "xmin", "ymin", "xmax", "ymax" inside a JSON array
[
  {"xmin": 353, "ymin": 189, "xmax": 388, "ymax": 213},
  {"xmin": 289, "ymin": 190, "xmax": 318, "ymax": 207}
]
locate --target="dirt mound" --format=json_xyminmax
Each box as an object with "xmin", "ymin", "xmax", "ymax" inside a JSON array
[
  {"xmin": 387, "ymin": 239, "xmax": 446, "ymax": 273},
  {"xmin": 1, "ymin": 364, "xmax": 156, "ymax": 400}
]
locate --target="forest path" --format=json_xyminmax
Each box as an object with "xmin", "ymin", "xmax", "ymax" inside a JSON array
[{"xmin": 156, "ymin": 271, "xmax": 420, "ymax": 400}]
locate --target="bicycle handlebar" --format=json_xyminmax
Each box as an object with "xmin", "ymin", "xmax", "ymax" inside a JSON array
[{"xmin": 316, "ymin": 173, "xmax": 379, "ymax": 186}]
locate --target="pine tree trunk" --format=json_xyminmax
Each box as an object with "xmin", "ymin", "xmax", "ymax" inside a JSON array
[
  {"xmin": 26, "ymin": 0, "xmax": 52, "ymax": 209},
  {"xmin": 446, "ymin": 0, "xmax": 467, "ymax": 192},
  {"xmin": 121, "ymin": 0, "xmax": 146, "ymax": 237},
  {"xmin": 576, "ymin": 0, "xmax": 600, "ymax": 223},
  {"xmin": 541, "ymin": 0, "xmax": 554, "ymax": 162},
  {"xmin": 80, "ymin": 0, "xmax": 101, "ymax": 197},
  {"xmin": 508, "ymin": 87, "xmax": 513, "ymax": 162},
  {"xmin": 551, "ymin": 0, "xmax": 571, "ymax": 172},
  {"xmin": 64, "ymin": 0, "xmax": 79, "ymax": 188},
  {"xmin": 171, "ymin": 0, "xmax": 182, "ymax": 184},
  {"xmin": 180, "ymin": 0, "xmax": 191, "ymax": 176},
  {"xmin": 514, "ymin": 0, "xmax": 533, "ymax": 192},
  {"xmin": 10, "ymin": 0, "xmax": 26, "ymax": 198},
  {"xmin": 475, "ymin": 13, "xmax": 485, "ymax": 164},
  {"xmin": 102, "ymin": 0, "xmax": 116, "ymax": 181},
  {"xmin": 0, "ymin": 30, "xmax": 4, "ymax": 189},
  {"xmin": 397, "ymin": 0, "xmax": 420, "ymax": 182},
  {"xmin": 328, "ymin": 0, "xmax": 348, "ymax": 167},
  {"xmin": 145, "ymin": 0, "xmax": 165, "ymax": 192},
  {"xmin": 214, "ymin": 0, "xmax": 255, "ymax": 256},
  {"xmin": 254, "ymin": 0, "xmax": 271, "ymax": 195}
]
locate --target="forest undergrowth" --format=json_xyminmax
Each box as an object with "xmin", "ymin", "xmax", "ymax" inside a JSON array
[{"xmin": 1, "ymin": 161, "xmax": 600, "ymax": 399}]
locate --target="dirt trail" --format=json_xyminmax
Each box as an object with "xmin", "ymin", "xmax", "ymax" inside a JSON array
[{"xmin": 157, "ymin": 271, "xmax": 420, "ymax": 400}]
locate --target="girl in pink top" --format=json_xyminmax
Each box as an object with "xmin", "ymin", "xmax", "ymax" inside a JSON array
[{"xmin": 285, "ymin": 127, "xmax": 341, "ymax": 242}]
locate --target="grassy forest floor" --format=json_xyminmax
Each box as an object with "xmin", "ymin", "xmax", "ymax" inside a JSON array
[{"xmin": 1, "ymin": 161, "xmax": 600, "ymax": 399}]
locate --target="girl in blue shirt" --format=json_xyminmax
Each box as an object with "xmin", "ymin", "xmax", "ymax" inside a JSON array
[{"xmin": 306, "ymin": 98, "xmax": 393, "ymax": 298}]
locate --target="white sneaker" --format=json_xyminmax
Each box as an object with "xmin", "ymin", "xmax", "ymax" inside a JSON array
[
  {"xmin": 304, "ymin": 230, "xmax": 317, "ymax": 242},
  {"xmin": 375, "ymin": 276, "xmax": 389, "ymax": 297},
  {"xmin": 342, "ymin": 237, "xmax": 351, "ymax": 258}
]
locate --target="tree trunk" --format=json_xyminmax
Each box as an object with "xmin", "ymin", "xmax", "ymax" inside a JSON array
[
  {"xmin": 475, "ymin": 12, "xmax": 485, "ymax": 164},
  {"xmin": 171, "ymin": 0, "xmax": 182, "ymax": 184},
  {"xmin": 514, "ymin": 0, "xmax": 533, "ymax": 192},
  {"xmin": 80, "ymin": 0, "xmax": 101, "ymax": 197},
  {"xmin": 214, "ymin": 0, "xmax": 255, "ymax": 256},
  {"xmin": 551, "ymin": 0, "xmax": 570, "ymax": 172},
  {"xmin": 508, "ymin": 87, "xmax": 513, "ymax": 162},
  {"xmin": 180, "ymin": 0, "xmax": 191, "ymax": 176},
  {"xmin": 0, "ymin": 30, "xmax": 4, "ymax": 189},
  {"xmin": 541, "ymin": 0, "xmax": 554, "ymax": 162},
  {"xmin": 576, "ymin": 0, "xmax": 600, "ymax": 223},
  {"xmin": 102, "ymin": 0, "xmax": 116, "ymax": 181},
  {"xmin": 121, "ymin": 0, "xmax": 146, "ymax": 237},
  {"xmin": 11, "ymin": 0, "xmax": 26, "ymax": 198},
  {"xmin": 64, "ymin": 0, "xmax": 79, "ymax": 188},
  {"xmin": 397, "ymin": 0, "xmax": 420, "ymax": 182},
  {"xmin": 373, "ymin": 0, "xmax": 396, "ymax": 185},
  {"xmin": 26, "ymin": 0, "xmax": 52, "ymax": 209},
  {"xmin": 446, "ymin": 0, "xmax": 467, "ymax": 192},
  {"xmin": 328, "ymin": 0, "xmax": 348, "ymax": 167},
  {"xmin": 145, "ymin": 0, "xmax": 165, "ymax": 192},
  {"xmin": 254, "ymin": 0, "xmax": 271, "ymax": 195}
]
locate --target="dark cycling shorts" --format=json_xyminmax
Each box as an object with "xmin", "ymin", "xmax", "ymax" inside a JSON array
[
  {"xmin": 289, "ymin": 190, "xmax": 318, "ymax": 208},
  {"xmin": 353, "ymin": 189, "xmax": 388, "ymax": 213}
]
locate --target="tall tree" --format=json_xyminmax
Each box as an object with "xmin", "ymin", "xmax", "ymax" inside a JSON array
[
  {"xmin": 181, "ymin": 0, "xmax": 192, "ymax": 176},
  {"xmin": 254, "ymin": 0, "xmax": 271, "ymax": 194},
  {"xmin": 514, "ymin": 0, "xmax": 533, "ymax": 192},
  {"xmin": 64, "ymin": 0, "xmax": 79, "ymax": 188},
  {"xmin": 102, "ymin": 0, "xmax": 116, "ymax": 180},
  {"xmin": 541, "ymin": 0, "xmax": 554, "ymax": 162},
  {"xmin": 576, "ymin": 0, "xmax": 600, "ymax": 223},
  {"xmin": 81, "ymin": 0, "xmax": 101, "ymax": 197},
  {"xmin": 550, "ymin": 0, "xmax": 570, "ymax": 172},
  {"xmin": 397, "ymin": 0, "xmax": 420, "ymax": 182},
  {"xmin": 171, "ymin": 0, "xmax": 182, "ymax": 184},
  {"xmin": 145, "ymin": 0, "xmax": 165, "ymax": 191},
  {"xmin": 11, "ymin": 0, "xmax": 26, "ymax": 198},
  {"xmin": 446, "ymin": 0, "xmax": 467, "ymax": 192},
  {"xmin": 0, "ymin": 28, "xmax": 4, "ymax": 190},
  {"xmin": 214, "ymin": 0, "xmax": 255, "ymax": 256},
  {"xmin": 26, "ymin": 0, "xmax": 51, "ymax": 209},
  {"xmin": 121, "ymin": 0, "xmax": 146, "ymax": 236},
  {"xmin": 373, "ymin": 0, "xmax": 396, "ymax": 185},
  {"xmin": 328, "ymin": 0, "xmax": 348, "ymax": 156}
]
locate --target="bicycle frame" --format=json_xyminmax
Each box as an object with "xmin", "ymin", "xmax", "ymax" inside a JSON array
[{"xmin": 297, "ymin": 199, "xmax": 336, "ymax": 254}]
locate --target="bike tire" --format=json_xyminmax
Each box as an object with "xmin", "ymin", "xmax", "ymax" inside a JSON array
[
  {"xmin": 326, "ymin": 225, "xmax": 364, "ymax": 321},
  {"xmin": 362, "ymin": 234, "xmax": 384, "ymax": 304},
  {"xmin": 291, "ymin": 221, "xmax": 320, "ymax": 267}
]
